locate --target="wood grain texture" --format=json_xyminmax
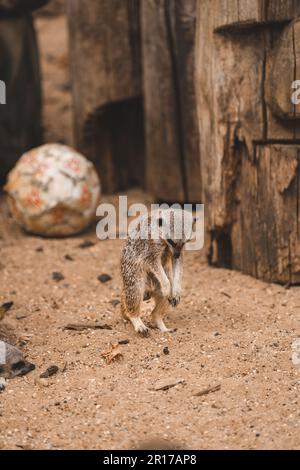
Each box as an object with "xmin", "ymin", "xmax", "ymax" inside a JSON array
[
  {"xmin": 0, "ymin": 16, "xmax": 42, "ymax": 184},
  {"xmin": 214, "ymin": 0, "xmax": 300, "ymax": 31},
  {"xmin": 232, "ymin": 144, "xmax": 300, "ymax": 284},
  {"xmin": 196, "ymin": 0, "xmax": 300, "ymax": 283},
  {"xmin": 265, "ymin": 0, "xmax": 300, "ymax": 22},
  {"xmin": 68, "ymin": 0, "xmax": 141, "ymax": 143},
  {"xmin": 67, "ymin": 0, "xmax": 143, "ymax": 193},
  {"xmin": 268, "ymin": 18, "xmax": 300, "ymax": 122},
  {"xmin": 142, "ymin": 0, "xmax": 201, "ymax": 203},
  {"xmin": 196, "ymin": 0, "xmax": 265, "ymax": 228},
  {"xmin": 0, "ymin": 0, "xmax": 48, "ymax": 15}
]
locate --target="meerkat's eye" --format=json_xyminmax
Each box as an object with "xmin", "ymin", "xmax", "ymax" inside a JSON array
[{"xmin": 167, "ymin": 239, "xmax": 176, "ymax": 248}]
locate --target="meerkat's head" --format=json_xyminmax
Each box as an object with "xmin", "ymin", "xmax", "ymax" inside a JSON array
[
  {"xmin": 156, "ymin": 208, "xmax": 197, "ymax": 257},
  {"xmin": 0, "ymin": 341, "xmax": 35, "ymax": 379}
]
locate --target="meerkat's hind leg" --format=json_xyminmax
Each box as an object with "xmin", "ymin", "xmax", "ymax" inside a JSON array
[
  {"xmin": 151, "ymin": 297, "xmax": 173, "ymax": 333},
  {"xmin": 122, "ymin": 284, "xmax": 150, "ymax": 336}
]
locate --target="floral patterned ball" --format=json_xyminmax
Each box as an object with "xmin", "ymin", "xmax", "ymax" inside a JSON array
[{"xmin": 4, "ymin": 144, "xmax": 101, "ymax": 237}]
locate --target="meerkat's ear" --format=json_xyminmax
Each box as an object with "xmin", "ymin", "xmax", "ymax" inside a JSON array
[{"xmin": 186, "ymin": 217, "xmax": 199, "ymax": 243}]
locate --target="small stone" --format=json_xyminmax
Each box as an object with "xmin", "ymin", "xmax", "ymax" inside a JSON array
[
  {"xmin": 40, "ymin": 366, "xmax": 59, "ymax": 378},
  {"xmin": 36, "ymin": 247, "xmax": 44, "ymax": 253},
  {"xmin": 110, "ymin": 299, "xmax": 120, "ymax": 307},
  {"xmin": 16, "ymin": 313, "xmax": 27, "ymax": 320},
  {"xmin": 65, "ymin": 254, "xmax": 74, "ymax": 261},
  {"xmin": 163, "ymin": 347, "xmax": 170, "ymax": 355},
  {"xmin": 52, "ymin": 272, "xmax": 65, "ymax": 282},
  {"xmin": 153, "ymin": 378, "xmax": 185, "ymax": 391},
  {"xmin": 79, "ymin": 240, "xmax": 95, "ymax": 249},
  {"xmin": 98, "ymin": 274, "xmax": 112, "ymax": 284},
  {"xmin": 118, "ymin": 339, "xmax": 130, "ymax": 345}
]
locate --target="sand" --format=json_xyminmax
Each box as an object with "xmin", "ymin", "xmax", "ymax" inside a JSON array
[
  {"xmin": 0, "ymin": 192, "xmax": 300, "ymax": 449},
  {"xmin": 0, "ymin": 11, "xmax": 299, "ymax": 450}
]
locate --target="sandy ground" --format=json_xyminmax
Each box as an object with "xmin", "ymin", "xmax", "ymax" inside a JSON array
[
  {"xmin": 0, "ymin": 192, "xmax": 300, "ymax": 450},
  {"xmin": 0, "ymin": 11, "xmax": 300, "ymax": 451}
]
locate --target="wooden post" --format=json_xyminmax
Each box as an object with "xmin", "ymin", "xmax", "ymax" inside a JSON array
[
  {"xmin": 0, "ymin": 3, "xmax": 46, "ymax": 184},
  {"xmin": 196, "ymin": 0, "xmax": 300, "ymax": 284},
  {"xmin": 67, "ymin": 0, "xmax": 144, "ymax": 193},
  {"xmin": 142, "ymin": 0, "xmax": 201, "ymax": 203}
]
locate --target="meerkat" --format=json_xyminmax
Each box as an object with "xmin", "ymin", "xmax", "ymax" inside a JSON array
[
  {"xmin": 121, "ymin": 208, "xmax": 195, "ymax": 335},
  {"xmin": 0, "ymin": 340, "xmax": 35, "ymax": 380}
]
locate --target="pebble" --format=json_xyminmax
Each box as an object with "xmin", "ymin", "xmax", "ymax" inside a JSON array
[
  {"xmin": 153, "ymin": 378, "xmax": 185, "ymax": 391},
  {"xmin": 52, "ymin": 272, "xmax": 65, "ymax": 282},
  {"xmin": 79, "ymin": 240, "xmax": 95, "ymax": 249},
  {"xmin": 98, "ymin": 274, "xmax": 112, "ymax": 284},
  {"xmin": 40, "ymin": 366, "xmax": 59, "ymax": 379}
]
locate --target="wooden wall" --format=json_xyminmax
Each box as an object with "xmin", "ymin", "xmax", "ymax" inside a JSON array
[
  {"xmin": 0, "ymin": 3, "xmax": 45, "ymax": 184},
  {"xmin": 67, "ymin": 0, "xmax": 201, "ymax": 200},
  {"xmin": 38, "ymin": 0, "xmax": 300, "ymax": 284},
  {"xmin": 196, "ymin": 0, "xmax": 300, "ymax": 284}
]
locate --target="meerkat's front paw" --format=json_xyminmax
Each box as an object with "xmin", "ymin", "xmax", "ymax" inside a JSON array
[
  {"xmin": 168, "ymin": 294, "xmax": 181, "ymax": 308},
  {"xmin": 130, "ymin": 317, "xmax": 150, "ymax": 337}
]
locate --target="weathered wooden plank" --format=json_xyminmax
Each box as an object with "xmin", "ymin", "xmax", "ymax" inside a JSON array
[
  {"xmin": 294, "ymin": 20, "xmax": 300, "ymax": 125},
  {"xmin": 0, "ymin": 0, "xmax": 48, "ymax": 15},
  {"xmin": 68, "ymin": 0, "xmax": 141, "ymax": 142},
  {"xmin": 196, "ymin": 0, "xmax": 300, "ymax": 284},
  {"xmin": 142, "ymin": 0, "xmax": 201, "ymax": 203},
  {"xmin": 265, "ymin": 19, "xmax": 300, "ymax": 139},
  {"xmin": 82, "ymin": 97, "xmax": 144, "ymax": 193},
  {"xmin": 232, "ymin": 144, "xmax": 300, "ymax": 284},
  {"xmin": 265, "ymin": 0, "xmax": 300, "ymax": 22},
  {"xmin": 215, "ymin": 0, "xmax": 300, "ymax": 31},
  {"xmin": 173, "ymin": 0, "xmax": 201, "ymax": 202},
  {"xmin": 196, "ymin": 0, "xmax": 265, "ymax": 228},
  {"xmin": 268, "ymin": 19, "xmax": 300, "ymax": 121},
  {"xmin": 237, "ymin": 0, "xmax": 261, "ymax": 23},
  {"xmin": 67, "ymin": 0, "xmax": 143, "ymax": 193},
  {"xmin": 0, "ymin": 16, "xmax": 42, "ymax": 185},
  {"xmin": 142, "ymin": 0, "xmax": 184, "ymax": 202}
]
